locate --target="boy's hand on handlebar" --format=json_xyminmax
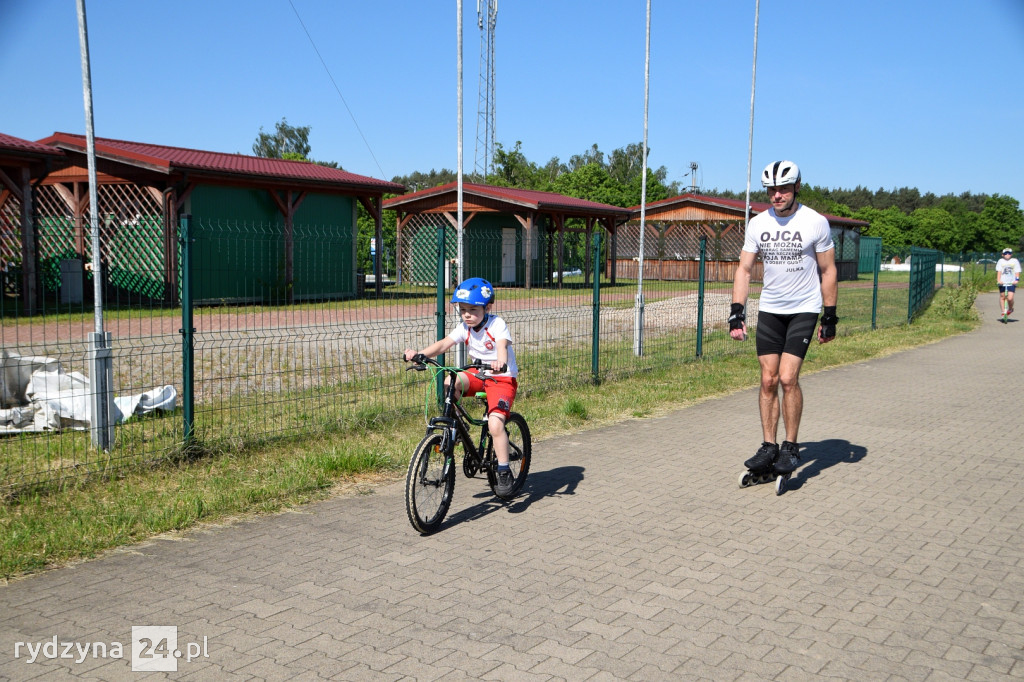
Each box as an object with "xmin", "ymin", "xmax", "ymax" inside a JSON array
[
  {"xmin": 403, "ymin": 349, "xmax": 427, "ymax": 364},
  {"xmin": 489, "ymin": 361, "xmax": 507, "ymax": 373}
]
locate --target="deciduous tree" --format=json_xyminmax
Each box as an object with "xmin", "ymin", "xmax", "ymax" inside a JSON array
[{"xmin": 253, "ymin": 118, "xmax": 312, "ymax": 160}]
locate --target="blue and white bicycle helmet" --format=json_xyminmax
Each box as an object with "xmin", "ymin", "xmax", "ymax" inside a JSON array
[{"xmin": 451, "ymin": 277, "xmax": 494, "ymax": 306}]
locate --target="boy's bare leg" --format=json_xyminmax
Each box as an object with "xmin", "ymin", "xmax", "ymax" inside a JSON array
[{"xmin": 489, "ymin": 414, "xmax": 509, "ymax": 466}]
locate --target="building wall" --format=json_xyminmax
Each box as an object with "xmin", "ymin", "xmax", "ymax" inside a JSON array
[
  {"xmin": 189, "ymin": 185, "xmax": 357, "ymax": 303},
  {"xmin": 403, "ymin": 212, "xmax": 548, "ymax": 287}
]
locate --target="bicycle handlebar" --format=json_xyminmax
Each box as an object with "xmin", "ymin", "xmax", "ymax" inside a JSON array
[{"xmin": 403, "ymin": 355, "xmax": 507, "ymax": 375}]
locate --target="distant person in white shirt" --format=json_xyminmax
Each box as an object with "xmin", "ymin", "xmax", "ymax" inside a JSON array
[
  {"xmin": 996, "ymin": 248, "xmax": 1021, "ymax": 321},
  {"xmin": 729, "ymin": 161, "xmax": 838, "ymax": 477}
]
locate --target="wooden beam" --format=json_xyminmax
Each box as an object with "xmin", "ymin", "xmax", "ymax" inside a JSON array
[
  {"xmin": 0, "ymin": 168, "xmax": 22, "ymax": 201},
  {"xmin": 556, "ymin": 214, "xmax": 565, "ymax": 287},
  {"xmin": 19, "ymin": 167, "xmax": 38, "ymax": 315},
  {"xmin": 50, "ymin": 182, "xmax": 78, "ymax": 212},
  {"xmin": 441, "ymin": 210, "xmax": 479, "ymax": 229},
  {"xmin": 144, "ymin": 186, "xmax": 163, "ymax": 205},
  {"xmin": 395, "ymin": 210, "xmax": 405, "ymax": 285},
  {"xmin": 269, "ymin": 189, "xmax": 289, "ymax": 216},
  {"xmin": 174, "ymin": 182, "xmax": 195, "ymax": 211},
  {"xmin": 164, "ymin": 188, "xmax": 178, "ymax": 303},
  {"xmin": 584, "ymin": 217, "xmax": 593, "ymax": 286},
  {"xmin": 524, "ymin": 213, "xmax": 534, "ymax": 290},
  {"xmin": 73, "ymin": 182, "xmax": 86, "ymax": 257},
  {"xmin": 358, "ymin": 195, "xmax": 379, "ymax": 221},
  {"xmin": 285, "ymin": 190, "xmax": 294, "ymax": 302}
]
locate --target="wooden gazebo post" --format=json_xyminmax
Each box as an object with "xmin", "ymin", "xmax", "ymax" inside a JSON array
[
  {"xmin": 18, "ymin": 168, "xmax": 39, "ymax": 315},
  {"xmin": 555, "ymin": 214, "xmax": 565, "ymax": 287},
  {"xmin": 270, "ymin": 189, "xmax": 306, "ymax": 304},
  {"xmin": 523, "ymin": 212, "xmax": 534, "ymax": 290}
]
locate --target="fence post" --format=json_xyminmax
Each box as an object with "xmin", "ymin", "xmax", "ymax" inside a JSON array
[
  {"xmin": 871, "ymin": 239, "xmax": 880, "ymax": 330},
  {"xmin": 179, "ymin": 214, "xmax": 195, "ymax": 445},
  {"xmin": 435, "ymin": 225, "xmax": 446, "ymax": 401},
  {"xmin": 87, "ymin": 331, "xmax": 115, "ymax": 450},
  {"xmin": 696, "ymin": 235, "xmax": 707, "ymax": 357},
  {"xmin": 907, "ymin": 248, "xmax": 914, "ymax": 325},
  {"xmin": 591, "ymin": 230, "xmax": 601, "ymax": 384}
]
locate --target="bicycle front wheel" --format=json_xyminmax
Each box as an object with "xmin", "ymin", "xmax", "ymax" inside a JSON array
[{"xmin": 406, "ymin": 433, "xmax": 455, "ymax": 534}]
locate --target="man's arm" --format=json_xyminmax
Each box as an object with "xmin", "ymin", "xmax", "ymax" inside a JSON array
[
  {"xmin": 732, "ymin": 249, "xmax": 756, "ymax": 307},
  {"xmin": 816, "ymin": 248, "xmax": 838, "ymax": 307},
  {"xmin": 730, "ymin": 250, "xmax": 757, "ymax": 340},
  {"xmin": 816, "ymin": 248, "xmax": 838, "ymax": 343}
]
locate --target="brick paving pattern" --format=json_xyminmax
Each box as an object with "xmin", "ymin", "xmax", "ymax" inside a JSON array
[{"xmin": 0, "ymin": 293, "xmax": 1021, "ymax": 680}]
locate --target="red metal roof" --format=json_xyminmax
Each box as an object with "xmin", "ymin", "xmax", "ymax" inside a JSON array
[
  {"xmin": 0, "ymin": 132, "xmax": 65, "ymax": 157},
  {"xmin": 633, "ymin": 192, "xmax": 868, "ymax": 227},
  {"xmin": 384, "ymin": 181, "xmax": 631, "ymax": 217},
  {"xmin": 37, "ymin": 132, "xmax": 404, "ymax": 193}
]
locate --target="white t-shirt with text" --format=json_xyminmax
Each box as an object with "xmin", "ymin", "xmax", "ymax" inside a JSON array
[
  {"xmin": 447, "ymin": 314, "xmax": 518, "ymax": 378},
  {"xmin": 742, "ymin": 204, "xmax": 835, "ymax": 315}
]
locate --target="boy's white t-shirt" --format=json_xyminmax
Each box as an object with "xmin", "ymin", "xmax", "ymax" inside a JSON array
[
  {"xmin": 447, "ymin": 314, "xmax": 518, "ymax": 378},
  {"xmin": 742, "ymin": 204, "xmax": 835, "ymax": 315},
  {"xmin": 997, "ymin": 257, "xmax": 1021, "ymax": 285}
]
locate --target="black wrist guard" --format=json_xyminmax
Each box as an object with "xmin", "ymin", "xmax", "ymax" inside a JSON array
[
  {"xmin": 728, "ymin": 303, "xmax": 746, "ymax": 330},
  {"xmin": 820, "ymin": 306, "xmax": 837, "ymax": 340}
]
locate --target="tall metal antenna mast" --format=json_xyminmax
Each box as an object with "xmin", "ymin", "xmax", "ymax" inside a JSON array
[
  {"xmin": 689, "ymin": 162, "xmax": 698, "ymax": 191},
  {"xmin": 474, "ymin": 0, "xmax": 497, "ymax": 177}
]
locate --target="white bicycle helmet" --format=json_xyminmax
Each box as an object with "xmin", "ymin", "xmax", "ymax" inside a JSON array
[{"xmin": 761, "ymin": 160, "xmax": 801, "ymax": 188}]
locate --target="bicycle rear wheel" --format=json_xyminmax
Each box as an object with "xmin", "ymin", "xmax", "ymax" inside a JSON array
[
  {"xmin": 406, "ymin": 433, "xmax": 455, "ymax": 534},
  {"xmin": 490, "ymin": 412, "xmax": 532, "ymax": 500}
]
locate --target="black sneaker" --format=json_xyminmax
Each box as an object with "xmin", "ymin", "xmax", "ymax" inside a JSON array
[
  {"xmin": 744, "ymin": 442, "xmax": 779, "ymax": 473},
  {"xmin": 495, "ymin": 469, "xmax": 515, "ymax": 496},
  {"xmin": 774, "ymin": 441, "xmax": 800, "ymax": 474}
]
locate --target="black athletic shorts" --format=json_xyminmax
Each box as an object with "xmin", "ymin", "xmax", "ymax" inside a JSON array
[{"xmin": 755, "ymin": 311, "xmax": 819, "ymax": 359}]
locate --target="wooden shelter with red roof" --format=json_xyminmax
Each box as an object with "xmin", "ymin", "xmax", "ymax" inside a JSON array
[
  {"xmin": 383, "ymin": 182, "xmax": 631, "ymax": 289},
  {"xmin": 4, "ymin": 131, "xmax": 403, "ymax": 308},
  {"xmin": 624, "ymin": 193, "xmax": 869, "ymax": 282},
  {"xmin": 0, "ymin": 133, "xmax": 66, "ymax": 314}
]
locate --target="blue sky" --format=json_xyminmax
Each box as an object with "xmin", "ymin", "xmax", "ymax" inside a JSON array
[{"xmin": 2, "ymin": 0, "xmax": 1022, "ymax": 201}]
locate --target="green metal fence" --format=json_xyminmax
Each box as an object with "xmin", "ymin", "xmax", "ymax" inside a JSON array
[
  {"xmin": 859, "ymin": 236, "xmax": 882, "ymax": 275},
  {"xmin": 909, "ymin": 246, "xmax": 939, "ymax": 322},
  {"xmin": 1, "ymin": 214, "xmax": 956, "ymax": 495}
]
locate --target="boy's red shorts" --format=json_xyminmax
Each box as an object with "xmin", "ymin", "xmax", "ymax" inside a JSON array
[{"xmin": 461, "ymin": 369, "xmax": 518, "ymax": 419}]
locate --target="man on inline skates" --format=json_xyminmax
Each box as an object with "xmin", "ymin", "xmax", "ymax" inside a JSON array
[
  {"xmin": 403, "ymin": 277, "xmax": 520, "ymax": 496},
  {"xmin": 729, "ymin": 161, "xmax": 838, "ymax": 478}
]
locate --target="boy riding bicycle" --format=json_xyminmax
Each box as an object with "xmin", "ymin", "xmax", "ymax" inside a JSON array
[{"xmin": 403, "ymin": 277, "xmax": 520, "ymax": 496}]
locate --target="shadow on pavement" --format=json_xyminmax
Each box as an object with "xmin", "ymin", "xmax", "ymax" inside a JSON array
[
  {"xmin": 788, "ymin": 439, "xmax": 867, "ymax": 491},
  {"xmin": 441, "ymin": 466, "xmax": 585, "ymax": 529},
  {"xmin": 507, "ymin": 465, "xmax": 584, "ymax": 514}
]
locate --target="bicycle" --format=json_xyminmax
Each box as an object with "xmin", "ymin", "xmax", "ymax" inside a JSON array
[{"xmin": 404, "ymin": 355, "xmax": 532, "ymax": 535}]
